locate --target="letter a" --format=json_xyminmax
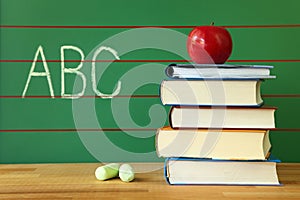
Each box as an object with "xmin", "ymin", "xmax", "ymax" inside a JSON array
[{"xmin": 22, "ymin": 45, "xmax": 54, "ymax": 98}]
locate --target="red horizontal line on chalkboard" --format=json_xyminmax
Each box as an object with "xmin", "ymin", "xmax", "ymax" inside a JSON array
[
  {"xmin": 0, "ymin": 59, "xmax": 190, "ymax": 63},
  {"xmin": 1, "ymin": 94, "xmax": 300, "ymax": 98},
  {"xmin": 0, "ymin": 95, "xmax": 159, "ymax": 98},
  {"xmin": 1, "ymin": 24, "xmax": 300, "ymax": 29},
  {"xmin": 0, "ymin": 128, "xmax": 299, "ymax": 133},
  {"xmin": 1, "ymin": 59, "xmax": 300, "ymax": 63},
  {"xmin": 227, "ymin": 59, "xmax": 300, "ymax": 63},
  {"xmin": 0, "ymin": 128, "xmax": 157, "ymax": 133},
  {"xmin": 224, "ymin": 24, "xmax": 300, "ymax": 28},
  {"xmin": 0, "ymin": 25, "xmax": 196, "ymax": 29}
]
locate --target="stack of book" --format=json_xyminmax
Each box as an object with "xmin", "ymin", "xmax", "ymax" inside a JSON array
[{"xmin": 156, "ymin": 63, "xmax": 280, "ymax": 185}]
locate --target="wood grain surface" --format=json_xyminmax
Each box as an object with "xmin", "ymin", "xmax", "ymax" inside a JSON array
[{"xmin": 0, "ymin": 163, "xmax": 299, "ymax": 199}]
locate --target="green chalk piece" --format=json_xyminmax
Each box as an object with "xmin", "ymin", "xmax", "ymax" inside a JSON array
[
  {"xmin": 119, "ymin": 164, "xmax": 135, "ymax": 182},
  {"xmin": 95, "ymin": 163, "xmax": 120, "ymax": 181}
]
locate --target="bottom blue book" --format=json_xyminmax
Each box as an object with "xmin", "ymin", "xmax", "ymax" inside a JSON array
[{"xmin": 165, "ymin": 157, "xmax": 281, "ymax": 186}]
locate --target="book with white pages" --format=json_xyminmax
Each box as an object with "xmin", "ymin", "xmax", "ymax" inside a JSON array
[
  {"xmin": 166, "ymin": 63, "xmax": 276, "ymax": 79},
  {"xmin": 165, "ymin": 157, "xmax": 281, "ymax": 185}
]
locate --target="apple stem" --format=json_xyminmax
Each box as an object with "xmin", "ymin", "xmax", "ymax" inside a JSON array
[{"xmin": 210, "ymin": 22, "xmax": 215, "ymax": 26}]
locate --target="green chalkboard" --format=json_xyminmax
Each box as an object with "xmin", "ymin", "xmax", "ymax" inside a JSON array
[{"xmin": 1, "ymin": 0, "xmax": 300, "ymax": 163}]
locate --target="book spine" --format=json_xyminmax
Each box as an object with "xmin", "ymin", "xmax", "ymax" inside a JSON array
[
  {"xmin": 159, "ymin": 80, "xmax": 165, "ymax": 105},
  {"xmin": 155, "ymin": 128, "xmax": 162, "ymax": 158},
  {"xmin": 169, "ymin": 106, "xmax": 175, "ymax": 129},
  {"xmin": 165, "ymin": 65, "xmax": 174, "ymax": 78},
  {"xmin": 164, "ymin": 158, "xmax": 171, "ymax": 185}
]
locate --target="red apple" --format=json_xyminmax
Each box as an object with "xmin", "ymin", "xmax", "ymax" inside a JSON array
[{"xmin": 187, "ymin": 23, "xmax": 233, "ymax": 64}]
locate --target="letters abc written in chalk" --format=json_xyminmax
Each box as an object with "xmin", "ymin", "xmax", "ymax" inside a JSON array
[{"xmin": 22, "ymin": 45, "xmax": 121, "ymax": 99}]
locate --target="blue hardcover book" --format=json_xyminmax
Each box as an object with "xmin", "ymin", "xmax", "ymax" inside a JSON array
[
  {"xmin": 166, "ymin": 63, "xmax": 276, "ymax": 79},
  {"xmin": 164, "ymin": 157, "xmax": 281, "ymax": 186}
]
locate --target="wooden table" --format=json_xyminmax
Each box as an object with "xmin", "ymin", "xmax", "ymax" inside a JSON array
[{"xmin": 0, "ymin": 163, "xmax": 299, "ymax": 199}]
